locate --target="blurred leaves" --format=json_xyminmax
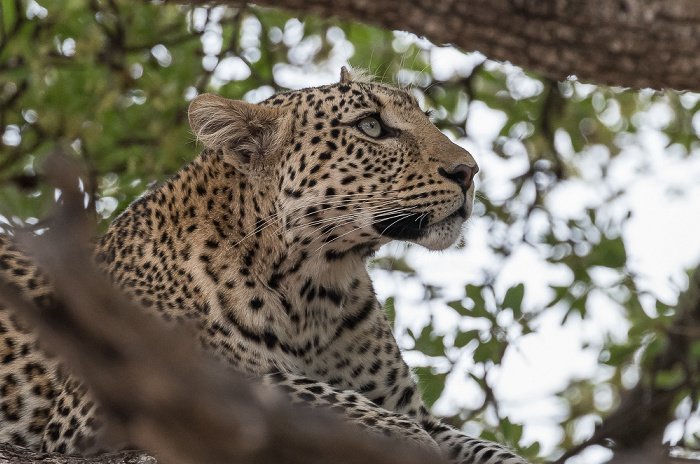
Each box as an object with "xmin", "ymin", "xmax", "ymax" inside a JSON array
[{"xmin": 415, "ymin": 366, "xmax": 447, "ymax": 409}]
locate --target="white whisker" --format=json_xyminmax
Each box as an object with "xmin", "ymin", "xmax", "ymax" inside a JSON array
[{"xmin": 313, "ymin": 205, "xmax": 421, "ymax": 256}]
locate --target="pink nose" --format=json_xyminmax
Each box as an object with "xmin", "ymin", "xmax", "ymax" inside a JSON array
[{"xmin": 439, "ymin": 163, "xmax": 479, "ymax": 190}]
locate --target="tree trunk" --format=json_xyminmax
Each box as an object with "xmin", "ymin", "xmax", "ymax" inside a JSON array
[{"xmin": 212, "ymin": 0, "xmax": 700, "ymax": 92}]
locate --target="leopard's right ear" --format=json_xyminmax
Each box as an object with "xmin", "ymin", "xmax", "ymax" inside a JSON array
[
  {"xmin": 188, "ymin": 94, "xmax": 290, "ymax": 169},
  {"xmin": 339, "ymin": 66, "xmax": 352, "ymax": 84}
]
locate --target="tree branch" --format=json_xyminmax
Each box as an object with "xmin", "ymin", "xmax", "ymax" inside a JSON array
[
  {"xmin": 0, "ymin": 444, "xmax": 155, "ymax": 464},
  {"xmin": 553, "ymin": 262, "xmax": 700, "ymax": 463},
  {"xmin": 184, "ymin": 0, "xmax": 700, "ymax": 91}
]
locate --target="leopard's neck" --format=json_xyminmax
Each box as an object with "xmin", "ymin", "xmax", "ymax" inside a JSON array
[{"xmin": 95, "ymin": 150, "xmax": 377, "ymax": 361}]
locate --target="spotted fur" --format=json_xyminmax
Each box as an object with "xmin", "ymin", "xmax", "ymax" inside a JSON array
[{"xmin": 0, "ymin": 69, "xmax": 528, "ymax": 464}]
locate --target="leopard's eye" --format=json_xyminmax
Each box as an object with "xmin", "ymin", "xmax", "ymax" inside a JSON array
[{"xmin": 357, "ymin": 116, "xmax": 382, "ymax": 138}]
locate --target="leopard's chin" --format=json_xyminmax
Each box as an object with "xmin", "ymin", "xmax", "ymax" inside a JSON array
[
  {"xmin": 409, "ymin": 209, "xmax": 466, "ymax": 250},
  {"xmin": 372, "ymin": 203, "xmax": 469, "ymax": 250}
]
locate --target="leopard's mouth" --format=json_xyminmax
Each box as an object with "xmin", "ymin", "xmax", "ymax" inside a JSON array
[{"xmin": 372, "ymin": 205, "xmax": 467, "ymax": 240}]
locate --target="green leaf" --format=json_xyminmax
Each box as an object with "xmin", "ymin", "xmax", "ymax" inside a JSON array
[
  {"xmin": 587, "ymin": 236, "xmax": 627, "ymax": 269},
  {"xmin": 503, "ymin": 283, "xmax": 525, "ymax": 317},
  {"xmin": 605, "ymin": 343, "xmax": 638, "ymax": 366},
  {"xmin": 465, "ymin": 285, "xmax": 489, "ymax": 318},
  {"xmin": 473, "ymin": 337, "xmax": 500, "ymax": 364},
  {"xmin": 520, "ymin": 441, "xmax": 541, "ymax": 458},
  {"xmin": 414, "ymin": 366, "xmax": 447, "ymax": 409},
  {"xmin": 447, "ymin": 299, "xmax": 469, "ymax": 316},
  {"xmin": 370, "ymin": 256, "xmax": 416, "ymax": 275},
  {"xmin": 410, "ymin": 324, "xmax": 446, "ymax": 358},
  {"xmin": 500, "ymin": 417, "xmax": 523, "ymax": 444},
  {"xmin": 655, "ymin": 368, "xmax": 684, "ymax": 389},
  {"xmin": 546, "ymin": 286, "xmax": 570, "ymax": 308},
  {"xmin": 383, "ymin": 297, "xmax": 396, "ymax": 330},
  {"xmin": 454, "ymin": 330, "xmax": 480, "ymax": 348}
]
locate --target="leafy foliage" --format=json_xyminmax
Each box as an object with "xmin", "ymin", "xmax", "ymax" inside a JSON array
[{"xmin": 2, "ymin": 1, "xmax": 700, "ymax": 462}]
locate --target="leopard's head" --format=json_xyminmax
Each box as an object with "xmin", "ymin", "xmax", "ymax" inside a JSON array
[{"xmin": 188, "ymin": 68, "xmax": 478, "ymax": 254}]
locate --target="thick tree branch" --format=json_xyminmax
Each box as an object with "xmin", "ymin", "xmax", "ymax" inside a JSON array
[{"xmin": 193, "ymin": 0, "xmax": 700, "ymax": 91}]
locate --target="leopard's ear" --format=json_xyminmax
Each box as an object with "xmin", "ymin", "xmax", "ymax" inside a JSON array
[
  {"xmin": 339, "ymin": 66, "xmax": 352, "ymax": 84},
  {"xmin": 188, "ymin": 94, "xmax": 290, "ymax": 169}
]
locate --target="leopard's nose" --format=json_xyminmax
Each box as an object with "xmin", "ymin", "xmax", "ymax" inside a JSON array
[{"xmin": 438, "ymin": 163, "xmax": 479, "ymax": 191}]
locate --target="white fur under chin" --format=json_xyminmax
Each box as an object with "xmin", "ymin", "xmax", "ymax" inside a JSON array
[
  {"xmin": 413, "ymin": 189, "xmax": 474, "ymax": 251},
  {"xmin": 411, "ymin": 214, "xmax": 465, "ymax": 251}
]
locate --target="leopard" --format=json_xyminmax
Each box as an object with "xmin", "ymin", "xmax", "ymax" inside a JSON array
[{"xmin": 0, "ymin": 68, "xmax": 529, "ymax": 464}]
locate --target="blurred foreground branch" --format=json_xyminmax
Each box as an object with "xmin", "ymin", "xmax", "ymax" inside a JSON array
[{"xmin": 0, "ymin": 152, "xmax": 440, "ymax": 464}]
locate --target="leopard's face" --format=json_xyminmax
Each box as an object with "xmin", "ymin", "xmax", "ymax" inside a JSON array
[
  {"xmin": 188, "ymin": 70, "xmax": 478, "ymax": 253},
  {"xmin": 270, "ymin": 79, "xmax": 478, "ymax": 252}
]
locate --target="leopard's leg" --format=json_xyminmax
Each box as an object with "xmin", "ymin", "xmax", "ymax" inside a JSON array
[
  {"xmin": 420, "ymin": 418, "xmax": 530, "ymax": 464},
  {"xmin": 263, "ymin": 371, "xmax": 442, "ymax": 456},
  {"xmin": 40, "ymin": 373, "xmax": 115, "ymax": 455},
  {"xmin": 294, "ymin": 293, "xmax": 530, "ymax": 464}
]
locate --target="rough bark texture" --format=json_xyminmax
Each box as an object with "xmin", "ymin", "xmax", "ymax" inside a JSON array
[
  {"xmin": 0, "ymin": 444, "xmax": 155, "ymax": 464},
  {"xmin": 209, "ymin": 0, "xmax": 700, "ymax": 91}
]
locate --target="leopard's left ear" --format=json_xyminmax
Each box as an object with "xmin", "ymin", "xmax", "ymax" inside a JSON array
[{"xmin": 188, "ymin": 94, "xmax": 291, "ymax": 170}]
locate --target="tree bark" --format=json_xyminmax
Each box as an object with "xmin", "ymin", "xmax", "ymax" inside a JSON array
[
  {"xmin": 208, "ymin": 0, "xmax": 700, "ymax": 92},
  {"xmin": 0, "ymin": 444, "xmax": 155, "ymax": 464}
]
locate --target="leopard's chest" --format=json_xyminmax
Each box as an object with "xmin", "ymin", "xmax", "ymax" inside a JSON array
[{"xmin": 187, "ymin": 258, "xmax": 371, "ymax": 374}]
